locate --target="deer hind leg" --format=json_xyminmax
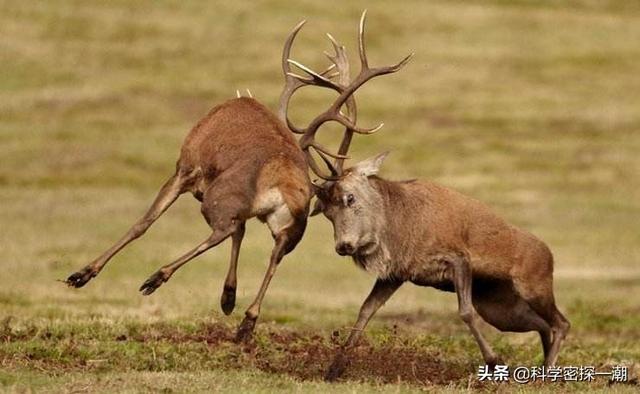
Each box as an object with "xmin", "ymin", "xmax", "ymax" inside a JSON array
[
  {"xmin": 473, "ymin": 279, "xmax": 552, "ymax": 363},
  {"xmin": 140, "ymin": 180, "xmax": 250, "ymax": 296},
  {"xmin": 139, "ymin": 224, "xmax": 237, "ymax": 295},
  {"xmin": 448, "ymin": 257, "xmax": 501, "ymax": 367},
  {"xmin": 66, "ymin": 170, "xmax": 194, "ymax": 288},
  {"xmin": 543, "ymin": 305, "xmax": 570, "ymax": 367},
  {"xmin": 220, "ymin": 221, "xmax": 246, "ymax": 315},
  {"xmin": 515, "ymin": 282, "xmax": 570, "ymax": 366},
  {"xmin": 234, "ymin": 212, "xmax": 307, "ymax": 343}
]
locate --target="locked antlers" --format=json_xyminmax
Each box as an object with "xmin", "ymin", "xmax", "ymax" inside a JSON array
[{"xmin": 278, "ymin": 10, "xmax": 413, "ymax": 180}]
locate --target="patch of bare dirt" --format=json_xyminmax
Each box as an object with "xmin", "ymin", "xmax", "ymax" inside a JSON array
[
  {"xmin": 376, "ymin": 309, "xmax": 465, "ymax": 334},
  {"xmin": 2, "ymin": 319, "xmax": 473, "ymax": 387},
  {"xmin": 254, "ymin": 336, "xmax": 466, "ymax": 385},
  {"xmin": 133, "ymin": 322, "xmax": 469, "ymax": 385},
  {"xmin": 132, "ymin": 321, "xmax": 235, "ymax": 345}
]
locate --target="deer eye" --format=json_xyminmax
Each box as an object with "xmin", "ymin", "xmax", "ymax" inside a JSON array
[{"xmin": 346, "ymin": 193, "xmax": 356, "ymax": 207}]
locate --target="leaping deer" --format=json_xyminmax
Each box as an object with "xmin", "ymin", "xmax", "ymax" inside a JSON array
[{"xmin": 65, "ymin": 11, "xmax": 412, "ymax": 342}]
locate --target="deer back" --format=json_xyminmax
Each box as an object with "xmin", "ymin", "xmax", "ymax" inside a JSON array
[
  {"xmin": 370, "ymin": 177, "xmax": 549, "ymax": 281},
  {"xmin": 177, "ymin": 97, "xmax": 311, "ymax": 218}
]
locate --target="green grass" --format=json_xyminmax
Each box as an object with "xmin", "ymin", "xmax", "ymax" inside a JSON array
[{"xmin": 1, "ymin": 0, "xmax": 639, "ymax": 392}]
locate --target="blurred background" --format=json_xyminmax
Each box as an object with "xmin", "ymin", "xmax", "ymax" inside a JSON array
[{"xmin": 1, "ymin": 0, "xmax": 639, "ymax": 391}]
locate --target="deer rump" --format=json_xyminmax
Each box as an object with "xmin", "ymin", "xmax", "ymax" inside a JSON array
[{"xmin": 178, "ymin": 97, "xmax": 310, "ymax": 225}]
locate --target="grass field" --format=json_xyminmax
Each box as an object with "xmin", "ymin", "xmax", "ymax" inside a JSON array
[{"xmin": 1, "ymin": 0, "xmax": 639, "ymax": 392}]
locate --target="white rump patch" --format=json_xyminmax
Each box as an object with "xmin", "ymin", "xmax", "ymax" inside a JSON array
[{"xmin": 252, "ymin": 188, "xmax": 293, "ymax": 235}]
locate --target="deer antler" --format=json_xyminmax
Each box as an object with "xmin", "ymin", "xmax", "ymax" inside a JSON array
[
  {"xmin": 278, "ymin": 10, "xmax": 413, "ymax": 180},
  {"xmin": 324, "ymin": 33, "xmax": 356, "ymax": 173}
]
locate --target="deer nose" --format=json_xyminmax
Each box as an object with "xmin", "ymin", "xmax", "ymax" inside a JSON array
[{"xmin": 336, "ymin": 242, "xmax": 355, "ymax": 256}]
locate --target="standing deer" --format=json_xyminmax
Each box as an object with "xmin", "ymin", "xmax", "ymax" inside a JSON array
[
  {"xmin": 65, "ymin": 12, "xmax": 411, "ymax": 342},
  {"xmin": 314, "ymin": 153, "xmax": 571, "ymax": 380}
]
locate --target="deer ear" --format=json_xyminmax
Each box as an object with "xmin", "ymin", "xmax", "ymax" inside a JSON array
[
  {"xmin": 309, "ymin": 198, "xmax": 324, "ymax": 216},
  {"xmin": 353, "ymin": 151, "xmax": 389, "ymax": 177},
  {"xmin": 310, "ymin": 180, "xmax": 331, "ymax": 216},
  {"xmin": 312, "ymin": 180, "xmax": 332, "ymax": 198}
]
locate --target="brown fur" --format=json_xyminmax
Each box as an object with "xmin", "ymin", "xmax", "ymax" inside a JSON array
[
  {"xmin": 66, "ymin": 97, "xmax": 312, "ymax": 342},
  {"xmin": 319, "ymin": 154, "xmax": 570, "ymax": 381},
  {"xmin": 180, "ymin": 99, "xmax": 307, "ymax": 202},
  {"xmin": 364, "ymin": 176, "xmax": 548, "ymax": 283}
]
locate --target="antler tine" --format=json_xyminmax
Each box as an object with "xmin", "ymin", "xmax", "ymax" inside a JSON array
[
  {"xmin": 304, "ymin": 150, "xmax": 339, "ymax": 180},
  {"xmin": 286, "ymin": 60, "xmax": 343, "ymax": 91},
  {"xmin": 320, "ymin": 63, "xmax": 339, "ymax": 78},
  {"xmin": 278, "ymin": 20, "xmax": 308, "ymax": 133},
  {"xmin": 310, "ymin": 141, "xmax": 349, "ymax": 159},
  {"xmin": 373, "ymin": 52, "xmax": 415, "ymax": 76},
  {"xmin": 357, "ymin": 9, "xmax": 415, "ymax": 76},
  {"xmin": 334, "ymin": 113, "xmax": 383, "ymax": 135},
  {"xmin": 314, "ymin": 149, "xmax": 340, "ymax": 178},
  {"xmin": 358, "ymin": 9, "xmax": 369, "ymax": 70},
  {"xmin": 325, "ymin": 34, "xmax": 349, "ymax": 83}
]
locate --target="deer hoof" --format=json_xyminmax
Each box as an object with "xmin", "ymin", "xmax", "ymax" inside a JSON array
[
  {"xmin": 139, "ymin": 271, "xmax": 167, "ymax": 296},
  {"xmin": 234, "ymin": 316, "xmax": 256, "ymax": 343},
  {"xmin": 220, "ymin": 286, "xmax": 236, "ymax": 315},
  {"xmin": 486, "ymin": 355, "xmax": 504, "ymax": 371},
  {"xmin": 65, "ymin": 267, "xmax": 96, "ymax": 288},
  {"xmin": 325, "ymin": 352, "xmax": 349, "ymax": 382}
]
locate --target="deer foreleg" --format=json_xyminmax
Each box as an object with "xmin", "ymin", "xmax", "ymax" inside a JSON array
[{"xmin": 325, "ymin": 278, "xmax": 402, "ymax": 381}]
